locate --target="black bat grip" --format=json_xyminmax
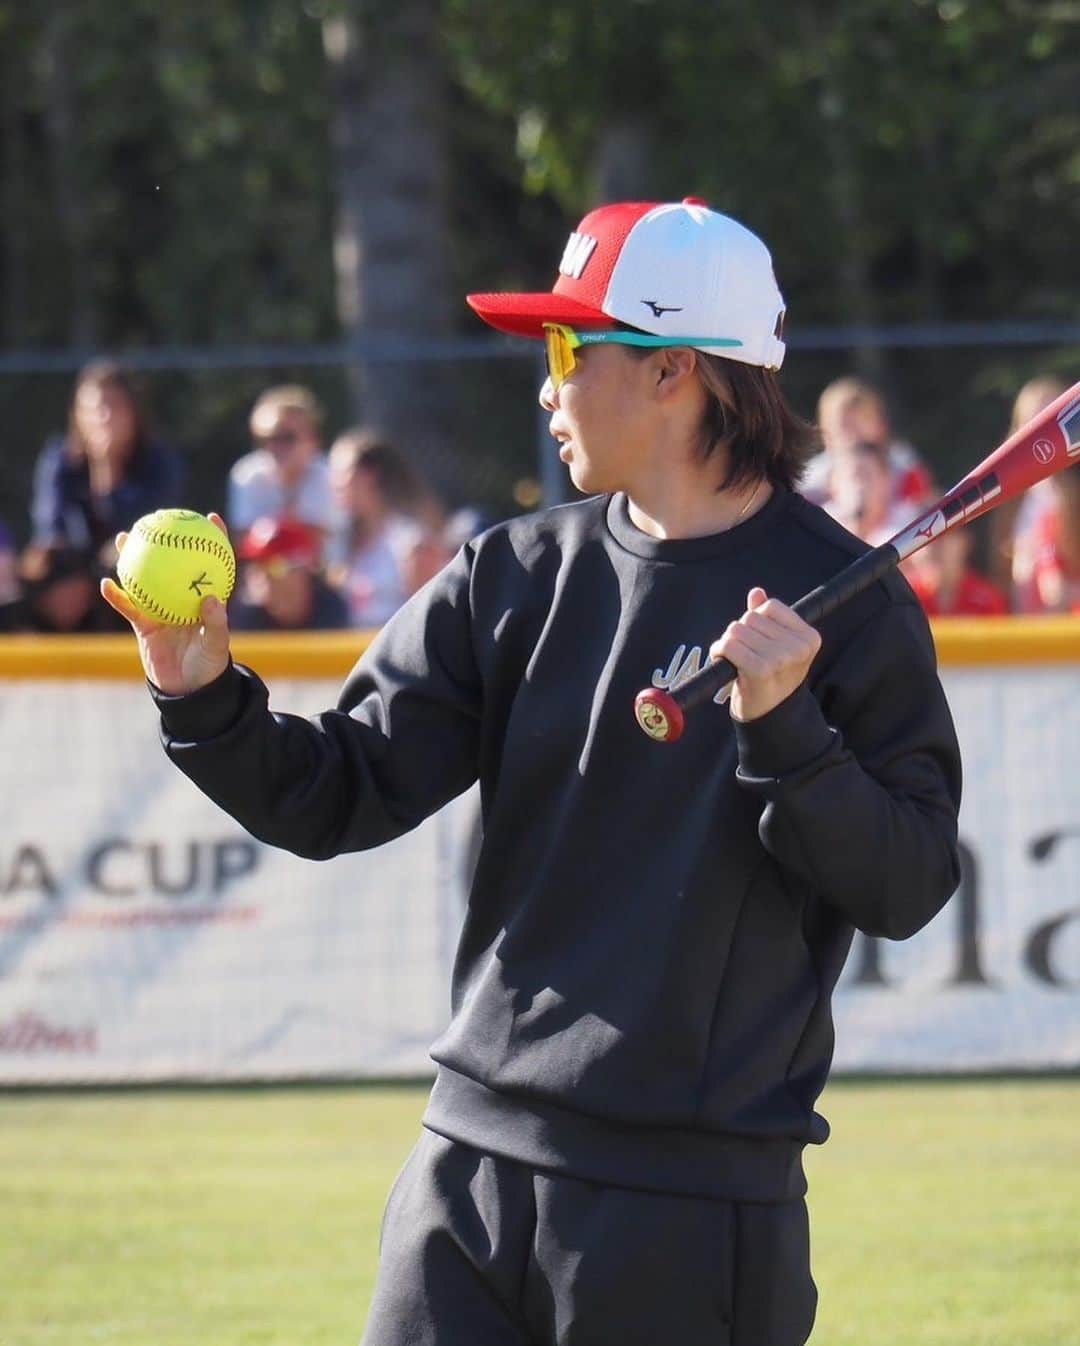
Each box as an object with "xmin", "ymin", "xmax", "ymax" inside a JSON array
[
  {"xmin": 789, "ymin": 542, "xmax": 900, "ymax": 625},
  {"xmin": 633, "ymin": 543, "xmax": 900, "ymax": 742}
]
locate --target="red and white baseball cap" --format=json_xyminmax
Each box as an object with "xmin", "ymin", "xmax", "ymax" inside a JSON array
[{"xmin": 467, "ymin": 197, "xmax": 787, "ymax": 370}]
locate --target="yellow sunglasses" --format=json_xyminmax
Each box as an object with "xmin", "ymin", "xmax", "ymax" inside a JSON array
[{"xmin": 542, "ymin": 322, "xmax": 743, "ymax": 391}]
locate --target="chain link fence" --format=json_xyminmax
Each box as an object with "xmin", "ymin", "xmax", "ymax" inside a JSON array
[{"xmin": 2, "ymin": 325, "xmax": 1077, "ymax": 554}]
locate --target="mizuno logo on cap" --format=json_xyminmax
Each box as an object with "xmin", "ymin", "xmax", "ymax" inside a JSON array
[
  {"xmin": 559, "ymin": 232, "xmax": 598, "ymax": 280},
  {"xmin": 641, "ymin": 300, "xmax": 683, "ymax": 318}
]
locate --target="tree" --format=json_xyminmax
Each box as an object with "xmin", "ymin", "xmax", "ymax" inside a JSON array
[{"xmin": 323, "ymin": 0, "xmax": 459, "ymax": 494}]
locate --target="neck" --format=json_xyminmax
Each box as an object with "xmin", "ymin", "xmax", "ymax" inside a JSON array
[
  {"xmin": 88, "ymin": 450, "xmax": 126, "ymax": 494},
  {"xmin": 624, "ymin": 463, "xmax": 772, "ymax": 540}
]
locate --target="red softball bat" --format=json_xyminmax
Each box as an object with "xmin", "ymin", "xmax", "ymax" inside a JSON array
[{"xmin": 634, "ymin": 378, "xmax": 1080, "ymax": 743}]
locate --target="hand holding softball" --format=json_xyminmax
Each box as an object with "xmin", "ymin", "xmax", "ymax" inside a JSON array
[
  {"xmin": 101, "ymin": 509, "xmax": 235, "ymax": 697},
  {"xmin": 709, "ymin": 587, "xmax": 822, "ymax": 722}
]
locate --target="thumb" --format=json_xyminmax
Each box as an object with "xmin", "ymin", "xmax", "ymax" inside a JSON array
[
  {"xmin": 199, "ymin": 595, "xmax": 231, "ymax": 654},
  {"xmin": 747, "ymin": 586, "xmax": 768, "ymax": 611}
]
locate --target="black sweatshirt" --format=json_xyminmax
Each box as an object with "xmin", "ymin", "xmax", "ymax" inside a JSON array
[{"xmin": 154, "ymin": 488, "xmax": 962, "ymax": 1201}]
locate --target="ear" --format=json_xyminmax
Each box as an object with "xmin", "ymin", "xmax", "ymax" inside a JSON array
[{"xmin": 653, "ymin": 346, "xmax": 698, "ymax": 397}]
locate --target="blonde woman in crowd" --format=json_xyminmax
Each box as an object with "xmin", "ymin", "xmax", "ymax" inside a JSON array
[
  {"xmin": 1013, "ymin": 460, "xmax": 1080, "ymax": 614},
  {"xmin": 227, "ymin": 385, "xmax": 339, "ymax": 548},
  {"xmin": 989, "ymin": 376, "xmax": 1069, "ymax": 602},
  {"xmin": 803, "ymin": 376, "xmax": 934, "ymax": 516}
]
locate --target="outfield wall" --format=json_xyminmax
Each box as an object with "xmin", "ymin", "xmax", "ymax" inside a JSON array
[{"xmin": 1, "ymin": 619, "xmax": 1078, "ymax": 1083}]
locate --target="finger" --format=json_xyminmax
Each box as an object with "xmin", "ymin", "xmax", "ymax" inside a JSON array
[
  {"xmin": 100, "ymin": 577, "xmax": 156, "ymax": 634},
  {"xmin": 739, "ymin": 608, "xmax": 819, "ymax": 662},
  {"xmin": 199, "ymin": 595, "xmax": 231, "ymax": 655},
  {"xmin": 754, "ymin": 596, "xmax": 819, "ymax": 640},
  {"xmin": 712, "ymin": 625, "xmax": 769, "ymax": 673},
  {"xmin": 709, "ymin": 620, "xmax": 764, "ymax": 662},
  {"xmin": 716, "ymin": 621, "xmax": 813, "ymax": 676},
  {"xmin": 115, "ymin": 530, "xmax": 129, "ymax": 554},
  {"xmin": 207, "ymin": 512, "xmax": 229, "ymax": 539},
  {"xmin": 747, "ymin": 586, "xmax": 768, "ymax": 611},
  {"xmin": 716, "ymin": 632, "xmax": 771, "ymax": 678},
  {"xmin": 728, "ymin": 618, "xmax": 777, "ymax": 660}
]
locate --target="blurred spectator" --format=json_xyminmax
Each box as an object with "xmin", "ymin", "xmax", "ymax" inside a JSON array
[
  {"xmin": 443, "ymin": 506, "xmax": 491, "ymax": 552},
  {"xmin": 905, "ymin": 530, "xmax": 1008, "ymax": 618},
  {"xmin": 822, "ymin": 440, "xmax": 912, "ymax": 546},
  {"xmin": 227, "ymin": 386, "xmax": 338, "ymax": 545},
  {"xmin": 804, "ymin": 376, "xmax": 934, "ymax": 514},
  {"xmin": 0, "ymin": 520, "xmax": 19, "ymax": 632},
  {"xmin": 1014, "ymin": 463, "xmax": 1080, "ymax": 615},
  {"xmin": 29, "ymin": 361, "xmax": 183, "ymax": 568},
  {"xmin": 993, "ymin": 376, "xmax": 1069, "ymax": 596},
  {"xmin": 13, "ymin": 544, "xmax": 126, "ymax": 634},
  {"xmin": 229, "ymin": 517, "xmax": 348, "ymax": 632},
  {"xmin": 327, "ymin": 429, "xmax": 450, "ymax": 627}
]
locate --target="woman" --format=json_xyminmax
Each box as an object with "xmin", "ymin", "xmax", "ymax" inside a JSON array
[
  {"xmin": 804, "ymin": 375, "xmax": 934, "ymax": 515},
  {"xmin": 30, "ymin": 361, "xmax": 183, "ymax": 567},
  {"xmin": 997, "ymin": 375, "xmax": 1070, "ymax": 602},
  {"xmin": 1016, "ymin": 462, "xmax": 1080, "ymax": 613},
  {"xmin": 327, "ymin": 429, "xmax": 448, "ymax": 627},
  {"xmin": 103, "ymin": 199, "xmax": 961, "ymax": 1346}
]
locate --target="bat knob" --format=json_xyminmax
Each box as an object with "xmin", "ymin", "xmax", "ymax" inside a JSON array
[{"xmin": 634, "ymin": 687, "xmax": 684, "ymax": 743}]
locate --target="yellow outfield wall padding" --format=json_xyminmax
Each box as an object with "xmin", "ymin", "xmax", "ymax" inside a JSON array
[
  {"xmin": 0, "ymin": 630, "xmax": 377, "ymax": 681},
  {"xmin": 0, "ymin": 617, "xmax": 1077, "ymax": 681}
]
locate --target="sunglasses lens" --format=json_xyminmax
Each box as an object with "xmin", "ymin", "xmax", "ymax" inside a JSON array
[{"xmin": 543, "ymin": 327, "xmax": 574, "ymax": 390}]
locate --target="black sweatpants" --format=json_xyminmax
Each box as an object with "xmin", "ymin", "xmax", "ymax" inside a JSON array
[{"xmin": 361, "ymin": 1130, "xmax": 817, "ymax": 1346}]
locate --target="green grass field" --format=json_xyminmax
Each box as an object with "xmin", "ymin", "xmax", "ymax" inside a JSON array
[{"xmin": 1, "ymin": 1079, "xmax": 1076, "ymax": 1345}]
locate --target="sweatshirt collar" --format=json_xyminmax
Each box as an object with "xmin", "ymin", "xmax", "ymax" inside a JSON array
[{"xmin": 605, "ymin": 485, "xmax": 790, "ymax": 562}]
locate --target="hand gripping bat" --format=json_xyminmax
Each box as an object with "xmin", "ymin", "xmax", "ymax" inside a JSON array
[{"xmin": 633, "ymin": 378, "xmax": 1080, "ymax": 743}]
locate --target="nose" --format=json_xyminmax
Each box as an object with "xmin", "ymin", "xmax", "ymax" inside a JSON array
[{"xmin": 538, "ymin": 375, "xmax": 557, "ymax": 413}]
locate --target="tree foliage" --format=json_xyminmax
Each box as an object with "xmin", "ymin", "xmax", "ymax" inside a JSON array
[
  {"xmin": 445, "ymin": 0, "xmax": 1080, "ymax": 325},
  {"xmin": 4, "ymin": 0, "xmax": 1076, "ymax": 343},
  {"xmin": 0, "ymin": 0, "xmax": 1076, "ymax": 531}
]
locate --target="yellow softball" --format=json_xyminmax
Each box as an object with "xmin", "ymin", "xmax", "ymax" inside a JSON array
[{"xmin": 116, "ymin": 508, "xmax": 236, "ymax": 625}]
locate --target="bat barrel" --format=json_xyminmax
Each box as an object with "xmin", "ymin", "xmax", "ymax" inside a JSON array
[{"xmin": 633, "ymin": 376, "xmax": 1080, "ymax": 744}]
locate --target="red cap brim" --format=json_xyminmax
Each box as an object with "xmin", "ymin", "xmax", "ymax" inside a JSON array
[{"xmin": 466, "ymin": 290, "xmax": 613, "ymax": 339}]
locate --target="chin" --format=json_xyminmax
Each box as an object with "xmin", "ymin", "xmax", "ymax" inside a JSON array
[{"xmin": 568, "ymin": 461, "xmax": 617, "ymax": 496}]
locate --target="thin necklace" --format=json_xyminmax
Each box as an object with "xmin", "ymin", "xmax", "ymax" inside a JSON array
[{"xmin": 736, "ymin": 478, "xmax": 763, "ymax": 521}]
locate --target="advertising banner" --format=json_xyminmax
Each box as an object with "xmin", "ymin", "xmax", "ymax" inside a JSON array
[
  {"xmin": 0, "ymin": 680, "xmax": 467, "ymax": 1082},
  {"xmin": 1, "ymin": 664, "xmax": 1076, "ymax": 1082},
  {"xmin": 833, "ymin": 663, "xmax": 1079, "ymax": 1070}
]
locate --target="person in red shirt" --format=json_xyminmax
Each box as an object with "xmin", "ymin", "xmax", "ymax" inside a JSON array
[
  {"xmin": 990, "ymin": 376, "xmax": 1069, "ymax": 593},
  {"xmin": 905, "ymin": 528, "xmax": 1009, "ymax": 617},
  {"xmin": 1019, "ymin": 463, "xmax": 1080, "ymax": 614}
]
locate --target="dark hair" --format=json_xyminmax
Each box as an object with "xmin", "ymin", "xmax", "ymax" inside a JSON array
[
  {"xmin": 692, "ymin": 354, "xmax": 816, "ymax": 492},
  {"xmin": 617, "ymin": 327, "xmax": 815, "ymax": 492},
  {"xmin": 329, "ymin": 428, "xmax": 442, "ymax": 520},
  {"xmin": 66, "ymin": 361, "xmax": 152, "ymax": 464}
]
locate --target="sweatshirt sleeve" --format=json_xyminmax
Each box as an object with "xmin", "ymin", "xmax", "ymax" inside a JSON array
[
  {"xmin": 733, "ymin": 596, "xmax": 962, "ymax": 940},
  {"xmin": 152, "ymin": 545, "xmax": 482, "ymax": 860}
]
